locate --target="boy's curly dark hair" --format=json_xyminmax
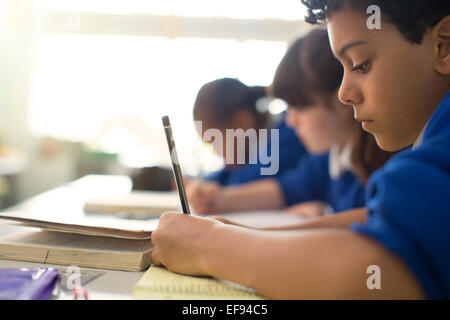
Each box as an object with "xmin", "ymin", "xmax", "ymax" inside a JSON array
[{"xmin": 301, "ymin": 0, "xmax": 450, "ymax": 44}]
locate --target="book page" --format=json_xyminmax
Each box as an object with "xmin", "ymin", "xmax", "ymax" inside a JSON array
[
  {"xmin": 133, "ymin": 265, "xmax": 265, "ymax": 300},
  {"xmin": 0, "ymin": 229, "xmax": 152, "ymax": 271},
  {"xmin": 1, "ymin": 230, "xmax": 152, "ymax": 253},
  {"xmin": 210, "ymin": 210, "xmax": 306, "ymax": 228}
]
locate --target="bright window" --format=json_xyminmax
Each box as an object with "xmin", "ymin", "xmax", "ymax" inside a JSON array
[
  {"xmin": 29, "ymin": 1, "xmax": 306, "ymax": 174},
  {"xmin": 36, "ymin": 0, "xmax": 307, "ymax": 20}
]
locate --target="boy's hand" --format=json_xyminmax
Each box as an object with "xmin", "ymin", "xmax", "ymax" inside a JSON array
[
  {"xmin": 284, "ymin": 201, "xmax": 329, "ymax": 218},
  {"xmin": 150, "ymin": 212, "xmax": 221, "ymax": 275},
  {"xmin": 186, "ymin": 180, "xmax": 223, "ymax": 215}
]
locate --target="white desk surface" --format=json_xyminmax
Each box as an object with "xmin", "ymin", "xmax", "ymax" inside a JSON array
[{"xmin": 0, "ymin": 175, "xmax": 305, "ymax": 300}]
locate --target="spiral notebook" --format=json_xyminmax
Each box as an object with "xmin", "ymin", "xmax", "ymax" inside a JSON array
[{"xmin": 133, "ymin": 265, "xmax": 265, "ymax": 300}]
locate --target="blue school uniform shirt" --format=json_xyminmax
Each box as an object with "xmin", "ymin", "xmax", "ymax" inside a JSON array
[
  {"xmin": 204, "ymin": 113, "xmax": 307, "ymax": 186},
  {"xmin": 276, "ymin": 152, "xmax": 366, "ymax": 213},
  {"xmin": 352, "ymin": 91, "xmax": 450, "ymax": 299}
]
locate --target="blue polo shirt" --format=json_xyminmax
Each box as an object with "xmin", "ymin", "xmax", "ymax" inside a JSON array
[
  {"xmin": 204, "ymin": 114, "xmax": 307, "ymax": 186},
  {"xmin": 276, "ymin": 152, "xmax": 366, "ymax": 213},
  {"xmin": 352, "ymin": 91, "xmax": 450, "ymax": 299}
]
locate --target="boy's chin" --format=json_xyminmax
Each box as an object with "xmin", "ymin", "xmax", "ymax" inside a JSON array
[{"xmin": 374, "ymin": 134, "xmax": 410, "ymax": 152}]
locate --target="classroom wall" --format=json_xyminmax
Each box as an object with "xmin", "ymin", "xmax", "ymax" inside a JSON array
[{"xmin": 0, "ymin": 0, "xmax": 77, "ymax": 203}]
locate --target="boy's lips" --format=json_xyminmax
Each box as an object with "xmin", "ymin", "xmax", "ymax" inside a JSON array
[{"xmin": 355, "ymin": 118, "xmax": 375, "ymax": 131}]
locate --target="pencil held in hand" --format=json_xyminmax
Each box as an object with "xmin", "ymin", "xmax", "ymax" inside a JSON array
[{"xmin": 162, "ymin": 115, "xmax": 190, "ymax": 214}]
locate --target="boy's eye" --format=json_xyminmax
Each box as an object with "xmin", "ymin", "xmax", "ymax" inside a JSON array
[{"xmin": 351, "ymin": 60, "xmax": 370, "ymax": 73}]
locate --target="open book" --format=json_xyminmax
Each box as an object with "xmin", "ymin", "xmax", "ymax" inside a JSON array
[
  {"xmin": 0, "ymin": 210, "xmax": 157, "ymax": 240},
  {"xmin": 0, "ymin": 229, "xmax": 152, "ymax": 271},
  {"xmin": 133, "ymin": 265, "xmax": 265, "ymax": 300},
  {"xmin": 0, "ymin": 175, "xmax": 162, "ymax": 271},
  {"xmin": 0, "ymin": 195, "xmax": 158, "ymax": 270}
]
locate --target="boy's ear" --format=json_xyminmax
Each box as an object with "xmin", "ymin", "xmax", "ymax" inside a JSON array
[{"xmin": 432, "ymin": 16, "xmax": 450, "ymax": 75}]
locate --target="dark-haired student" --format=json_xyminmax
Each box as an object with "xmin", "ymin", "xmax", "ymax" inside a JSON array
[
  {"xmin": 188, "ymin": 30, "xmax": 393, "ymax": 217},
  {"xmin": 151, "ymin": 1, "xmax": 450, "ymax": 299},
  {"xmin": 191, "ymin": 78, "xmax": 307, "ymax": 186}
]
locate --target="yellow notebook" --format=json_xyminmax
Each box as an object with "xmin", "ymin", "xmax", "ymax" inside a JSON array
[{"xmin": 133, "ymin": 265, "xmax": 265, "ymax": 300}]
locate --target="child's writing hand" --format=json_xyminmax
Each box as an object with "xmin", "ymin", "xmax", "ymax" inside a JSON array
[
  {"xmin": 151, "ymin": 212, "xmax": 221, "ymax": 276},
  {"xmin": 186, "ymin": 181, "xmax": 223, "ymax": 215}
]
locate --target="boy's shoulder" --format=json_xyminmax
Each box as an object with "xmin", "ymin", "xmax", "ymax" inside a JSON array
[
  {"xmin": 360, "ymin": 93, "xmax": 450, "ymax": 299},
  {"xmin": 358, "ymin": 134, "xmax": 450, "ymax": 299},
  {"xmin": 371, "ymin": 132, "xmax": 450, "ymax": 193}
]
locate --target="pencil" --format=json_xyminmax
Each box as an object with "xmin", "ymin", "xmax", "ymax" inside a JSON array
[{"xmin": 162, "ymin": 115, "xmax": 191, "ymax": 214}]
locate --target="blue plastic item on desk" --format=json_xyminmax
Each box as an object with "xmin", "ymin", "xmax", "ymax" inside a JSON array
[{"xmin": 0, "ymin": 268, "xmax": 60, "ymax": 300}]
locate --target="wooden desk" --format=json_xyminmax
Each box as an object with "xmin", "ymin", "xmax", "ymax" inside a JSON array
[
  {"xmin": 0, "ymin": 175, "xmax": 305, "ymax": 299},
  {"xmin": 0, "ymin": 175, "xmax": 150, "ymax": 299}
]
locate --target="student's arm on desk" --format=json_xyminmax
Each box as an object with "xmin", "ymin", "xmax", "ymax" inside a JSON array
[
  {"xmin": 187, "ymin": 179, "xmax": 284, "ymax": 214},
  {"xmin": 151, "ymin": 213, "xmax": 424, "ymax": 299},
  {"xmin": 211, "ymin": 207, "xmax": 367, "ymax": 231}
]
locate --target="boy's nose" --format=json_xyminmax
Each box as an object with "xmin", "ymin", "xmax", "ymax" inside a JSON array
[{"xmin": 338, "ymin": 75, "xmax": 363, "ymax": 106}]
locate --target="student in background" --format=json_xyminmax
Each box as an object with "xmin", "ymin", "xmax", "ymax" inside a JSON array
[
  {"xmin": 190, "ymin": 78, "xmax": 308, "ymax": 187},
  {"xmin": 151, "ymin": 1, "xmax": 450, "ymax": 299},
  {"xmin": 188, "ymin": 29, "xmax": 393, "ymax": 217}
]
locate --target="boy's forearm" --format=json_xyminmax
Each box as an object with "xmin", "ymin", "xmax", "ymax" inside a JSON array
[
  {"xmin": 202, "ymin": 224, "xmax": 424, "ymax": 299},
  {"xmin": 219, "ymin": 179, "xmax": 285, "ymax": 212},
  {"xmin": 262, "ymin": 207, "xmax": 367, "ymax": 231}
]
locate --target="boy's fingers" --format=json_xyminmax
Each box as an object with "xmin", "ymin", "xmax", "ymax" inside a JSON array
[{"xmin": 150, "ymin": 249, "xmax": 162, "ymax": 266}]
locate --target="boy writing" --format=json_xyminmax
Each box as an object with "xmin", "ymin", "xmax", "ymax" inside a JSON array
[{"xmin": 150, "ymin": 0, "xmax": 450, "ymax": 299}]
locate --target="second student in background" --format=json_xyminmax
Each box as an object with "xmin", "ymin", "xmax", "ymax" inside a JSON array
[
  {"xmin": 192, "ymin": 78, "xmax": 308, "ymax": 186},
  {"xmin": 188, "ymin": 29, "xmax": 394, "ymax": 217}
]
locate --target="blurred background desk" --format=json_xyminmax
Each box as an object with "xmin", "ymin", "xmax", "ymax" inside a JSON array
[{"xmin": 0, "ymin": 148, "xmax": 27, "ymax": 209}]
